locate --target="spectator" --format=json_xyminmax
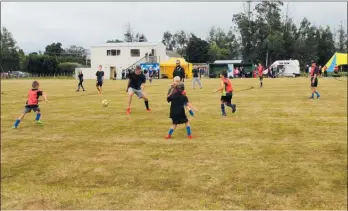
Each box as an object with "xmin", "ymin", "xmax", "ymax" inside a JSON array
[
  {"xmin": 173, "ymin": 60, "xmax": 185, "ymax": 82},
  {"xmin": 192, "ymin": 65, "xmax": 202, "ymax": 89}
]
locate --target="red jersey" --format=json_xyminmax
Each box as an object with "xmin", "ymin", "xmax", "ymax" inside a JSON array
[
  {"xmin": 258, "ymin": 66, "xmax": 263, "ymax": 75},
  {"xmin": 310, "ymin": 65, "xmax": 318, "ymax": 77},
  {"xmin": 27, "ymin": 89, "xmax": 43, "ymax": 105},
  {"xmin": 222, "ymin": 78, "xmax": 233, "ymax": 93}
]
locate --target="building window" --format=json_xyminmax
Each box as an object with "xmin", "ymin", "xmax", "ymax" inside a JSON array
[
  {"xmin": 107, "ymin": 49, "xmax": 121, "ymax": 56},
  {"xmin": 130, "ymin": 49, "xmax": 140, "ymax": 57}
]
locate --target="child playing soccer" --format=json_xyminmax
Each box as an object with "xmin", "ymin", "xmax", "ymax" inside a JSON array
[
  {"xmin": 167, "ymin": 76, "xmax": 195, "ymax": 117},
  {"xmin": 12, "ymin": 81, "xmax": 48, "ymax": 129},
  {"xmin": 166, "ymin": 85, "xmax": 195, "ymax": 139},
  {"xmin": 213, "ymin": 70, "xmax": 236, "ymax": 116}
]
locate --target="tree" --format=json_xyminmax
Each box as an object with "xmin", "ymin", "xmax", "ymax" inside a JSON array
[
  {"xmin": 64, "ymin": 45, "xmax": 86, "ymax": 57},
  {"xmin": 162, "ymin": 31, "xmax": 175, "ymax": 50},
  {"xmin": 44, "ymin": 42, "xmax": 64, "ymax": 56},
  {"xmin": 316, "ymin": 26, "xmax": 336, "ymax": 65},
  {"xmin": 173, "ymin": 30, "xmax": 189, "ymax": 56},
  {"xmin": 124, "ymin": 23, "xmax": 134, "ymax": 42},
  {"xmin": 336, "ymin": 22, "xmax": 347, "ymax": 53},
  {"xmin": 185, "ymin": 34, "xmax": 210, "ymax": 63},
  {"xmin": 0, "ymin": 27, "xmax": 20, "ymax": 72},
  {"xmin": 135, "ymin": 33, "xmax": 147, "ymax": 42}
]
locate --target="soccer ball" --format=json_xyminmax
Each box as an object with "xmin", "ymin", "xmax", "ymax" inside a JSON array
[{"xmin": 102, "ymin": 99, "xmax": 108, "ymax": 107}]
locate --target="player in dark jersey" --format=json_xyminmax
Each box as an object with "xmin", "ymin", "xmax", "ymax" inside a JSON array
[
  {"xmin": 213, "ymin": 70, "xmax": 236, "ymax": 116},
  {"xmin": 126, "ymin": 65, "xmax": 151, "ymax": 114},
  {"xmin": 77, "ymin": 70, "xmax": 85, "ymax": 91},
  {"xmin": 165, "ymin": 86, "xmax": 195, "ymax": 139},
  {"xmin": 12, "ymin": 81, "xmax": 48, "ymax": 129},
  {"xmin": 309, "ymin": 61, "xmax": 320, "ymax": 99},
  {"xmin": 96, "ymin": 65, "xmax": 104, "ymax": 96}
]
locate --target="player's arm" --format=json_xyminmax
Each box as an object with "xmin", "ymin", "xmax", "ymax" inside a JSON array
[
  {"xmin": 42, "ymin": 91, "xmax": 49, "ymax": 103},
  {"xmin": 312, "ymin": 68, "xmax": 318, "ymax": 83},
  {"xmin": 186, "ymin": 102, "xmax": 198, "ymax": 111},
  {"xmin": 213, "ymin": 81, "xmax": 224, "ymax": 93}
]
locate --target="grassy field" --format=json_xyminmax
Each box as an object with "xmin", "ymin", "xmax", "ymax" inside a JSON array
[{"xmin": 1, "ymin": 77, "xmax": 347, "ymax": 209}]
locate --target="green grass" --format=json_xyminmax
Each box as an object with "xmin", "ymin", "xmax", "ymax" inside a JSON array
[{"xmin": 1, "ymin": 77, "xmax": 347, "ymax": 209}]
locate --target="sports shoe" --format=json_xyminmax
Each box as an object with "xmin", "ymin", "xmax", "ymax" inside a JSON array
[
  {"xmin": 12, "ymin": 126, "xmax": 17, "ymax": 129},
  {"xmin": 165, "ymin": 135, "xmax": 171, "ymax": 139},
  {"xmin": 232, "ymin": 104, "xmax": 237, "ymax": 113},
  {"xmin": 126, "ymin": 108, "xmax": 131, "ymax": 115},
  {"xmin": 222, "ymin": 113, "xmax": 227, "ymax": 116},
  {"xmin": 317, "ymin": 95, "xmax": 320, "ymax": 99},
  {"xmin": 146, "ymin": 108, "xmax": 152, "ymax": 112},
  {"xmin": 309, "ymin": 97, "xmax": 314, "ymax": 100},
  {"xmin": 36, "ymin": 120, "xmax": 43, "ymax": 124},
  {"xmin": 188, "ymin": 135, "xmax": 192, "ymax": 139}
]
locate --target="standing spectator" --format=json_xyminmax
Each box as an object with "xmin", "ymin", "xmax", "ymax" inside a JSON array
[
  {"xmin": 192, "ymin": 66, "xmax": 202, "ymax": 89},
  {"xmin": 113, "ymin": 70, "xmax": 117, "ymax": 80},
  {"xmin": 122, "ymin": 69, "xmax": 125, "ymax": 79},
  {"xmin": 323, "ymin": 65, "xmax": 328, "ymax": 77},
  {"xmin": 334, "ymin": 64, "xmax": 339, "ymax": 73},
  {"xmin": 76, "ymin": 70, "xmax": 85, "ymax": 92},
  {"xmin": 173, "ymin": 60, "xmax": 185, "ymax": 82},
  {"xmin": 318, "ymin": 65, "xmax": 322, "ymax": 78}
]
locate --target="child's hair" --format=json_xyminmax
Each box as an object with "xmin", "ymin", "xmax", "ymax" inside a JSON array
[
  {"xmin": 32, "ymin": 81, "xmax": 39, "ymax": 89},
  {"xmin": 173, "ymin": 76, "xmax": 181, "ymax": 84},
  {"xmin": 221, "ymin": 71, "xmax": 228, "ymax": 78}
]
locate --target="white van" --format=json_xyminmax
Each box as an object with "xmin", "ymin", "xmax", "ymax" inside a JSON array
[{"xmin": 270, "ymin": 60, "xmax": 300, "ymax": 77}]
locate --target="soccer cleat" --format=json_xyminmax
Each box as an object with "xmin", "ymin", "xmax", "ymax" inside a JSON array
[
  {"xmin": 232, "ymin": 104, "xmax": 237, "ymax": 113},
  {"xmin": 309, "ymin": 97, "xmax": 314, "ymax": 100},
  {"xmin": 165, "ymin": 135, "xmax": 171, "ymax": 139},
  {"xmin": 317, "ymin": 95, "xmax": 320, "ymax": 99},
  {"xmin": 126, "ymin": 108, "xmax": 131, "ymax": 115},
  {"xmin": 188, "ymin": 135, "xmax": 192, "ymax": 139},
  {"xmin": 12, "ymin": 126, "xmax": 17, "ymax": 129},
  {"xmin": 36, "ymin": 120, "xmax": 43, "ymax": 124},
  {"xmin": 222, "ymin": 113, "xmax": 227, "ymax": 116},
  {"xmin": 146, "ymin": 108, "xmax": 152, "ymax": 112}
]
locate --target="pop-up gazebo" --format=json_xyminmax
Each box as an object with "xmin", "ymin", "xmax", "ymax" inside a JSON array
[
  {"xmin": 160, "ymin": 57, "xmax": 193, "ymax": 79},
  {"xmin": 322, "ymin": 52, "xmax": 348, "ymax": 72}
]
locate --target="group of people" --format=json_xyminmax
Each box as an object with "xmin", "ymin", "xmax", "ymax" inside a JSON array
[{"xmin": 12, "ymin": 59, "xmax": 321, "ymax": 140}]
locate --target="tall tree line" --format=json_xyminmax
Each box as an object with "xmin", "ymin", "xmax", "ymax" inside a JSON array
[{"xmin": 162, "ymin": 2, "xmax": 347, "ymax": 68}]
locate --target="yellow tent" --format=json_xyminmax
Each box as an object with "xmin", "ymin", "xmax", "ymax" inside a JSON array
[
  {"xmin": 322, "ymin": 52, "xmax": 348, "ymax": 72},
  {"xmin": 160, "ymin": 57, "xmax": 193, "ymax": 79}
]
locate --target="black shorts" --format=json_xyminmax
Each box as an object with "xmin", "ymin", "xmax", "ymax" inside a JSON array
[
  {"xmin": 221, "ymin": 92, "xmax": 233, "ymax": 104},
  {"xmin": 96, "ymin": 81, "xmax": 103, "ymax": 87},
  {"xmin": 311, "ymin": 77, "xmax": 318, "ymax": 87},
  {"xmin": 24, "ymin": 105, "xmax": 40, "ymax": 113},
  {"xmin": 259, "ymin": 76, "xmax": 263, "ymax": 81},
  {"xmin": 171, "ymin": 116, "xmax": 188, "ymax": 125}
]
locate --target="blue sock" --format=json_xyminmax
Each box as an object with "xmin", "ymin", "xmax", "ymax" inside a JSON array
[
  {"xmin": 189, "ymin": 110, "xmax": 194, "ymax": 116},
  {"xmin": 186, "ymin": 126, "xmax": 191, "ymax": 136},
  {"xmin": 311, "ymin": 93, "xmax": 314, "ymax": 98},
  {"xmin": 14, "ymin": 119, "xmax": 20, "ymax": 127},
  {"xmin": 221, "ymin": 104, "xmax": 226, "ymax": 115},
  {"xmin": 168, "ymin": 129, "xmax": 174, "ymax": 136},
  {"xmin": 315, "ymin": 91, "xmax": 320, "ymax": 97},
  {"xmin": 226, "ymin": 103, "xmax": 233, "ymax": 108},
  {"xmin": 35, "ymin": 113, "xmax": 41, "ymax": 121}
]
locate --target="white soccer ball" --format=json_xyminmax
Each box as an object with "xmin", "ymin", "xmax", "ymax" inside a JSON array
[{"xmin": 102, "ymin": 99, "xmax": 108, "ymax": 107}]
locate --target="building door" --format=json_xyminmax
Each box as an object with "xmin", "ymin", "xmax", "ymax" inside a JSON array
[{"xmin": 110, "ymin": 66, "xmax": 116, "ymax": 79}]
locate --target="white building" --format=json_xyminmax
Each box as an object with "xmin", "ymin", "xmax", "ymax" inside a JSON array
[{"xmin": 76, "ymin": 42, "xmax": 169, "ymax": 80}]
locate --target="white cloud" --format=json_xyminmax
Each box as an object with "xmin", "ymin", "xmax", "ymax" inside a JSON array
[{"xmin": 1, "ymin": 2, "xmax": 347, "ymax": 53}]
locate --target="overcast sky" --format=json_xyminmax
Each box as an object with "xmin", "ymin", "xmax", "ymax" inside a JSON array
[{"xmin": 2, "ymin": 2, "xmax": 347, "ymax": 53}]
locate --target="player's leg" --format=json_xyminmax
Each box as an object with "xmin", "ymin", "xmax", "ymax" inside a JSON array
[
  {"xmin": 197, "ymin": 78, "xmax": 202, "ymax": 89},
  {"xmin": 81, "ymin": 81, "xmax": 85, "ymax": 91},
  {"xmin": 260, "ymin": 76, "xmax": 263, "ymax": 87},
  {"xmin": 13, "ymin": 108, "xmax": 29, "ymax": 128},
  {"xmin": 185, "ymin": 121, "xmax": 192, "ymax": 139},
  {"xmin": 192, "ymin": 78, "xmax": 196, "ymax": 89},
  {"xmin": 35, "ymin": 108, "xmax": 43, "ymax": 124},
  {"xmin": 96, "ymin": 82, "xmax": 100, "ymax": 95},
  {"xmin": 220, "ymin": 98, "xmax": 226, "ymax": 116},
  {"xmin": 166, "ymin": 124, "xmax": 177, "ymax": 139},
  {"xmin": 314, "ymin": 79, "xmax": 320, "ymax": 98},
  {"xmin": 99, "ymin": 82, "xmax": 103, "ymax": 95},
  {"xmin": 77, "ymin": 81, "xmax": 81, "ymax": 91},
  {"xmin": 140, "ymin": 91, "xmax": 151, "ymax": 111},
  {"xmin": 127, "ymin": 88, "xmax": 134, "ymax": 114},
  {"xmin": 225, "ymin": 93, "xmax": 236, "ymax": 113}
]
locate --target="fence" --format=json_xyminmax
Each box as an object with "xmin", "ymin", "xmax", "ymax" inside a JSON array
[{"xmin": 1, "ymin": 72, "xmax": 75, "ymax": 80}]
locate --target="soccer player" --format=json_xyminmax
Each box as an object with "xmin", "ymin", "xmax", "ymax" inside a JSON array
[
  {"xmin": 168, "ymin": 76, "xmax": 195, "ymax": 117},
  {"xmin": 213, "ymin": 70, "xmax": 236, "ymax": 116},
  {"xmin": 12, "ymin": 81, "xmax": 48, "ymax": 129},
  {"xmin": 165, "ymin": 85, "xmax": 194, "ymax": 139},
  {"xmin": 96, "ymin": 65, "xmax": 104, "ymax": 96},
  {"xmin": 258, "ymin": 63, "xmax": 264, "ymax": 87},
  {"xmin": 192, "ymin": 66, "xmax": 202, "ymax": 89},
  {"xmin": 76, "ymin": 70, "xmax": 85, "ymax": 92},
  {"xmin": 126, "ymin": 65, "xmax": 151, "ymax": 114},
  {"xmin": 309, "ymin": 61, "xmax": 320, "ymax": 99}
]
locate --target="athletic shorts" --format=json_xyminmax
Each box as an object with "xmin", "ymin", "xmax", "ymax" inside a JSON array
[
  {"xmin": 311, "ymin": 77, "xmax": 318, "ymax": 87},
  {"xmin": 23, "ymin": 105, "xmax": 40, "ymax": 114},
  {"xmin": 171, "ymin": 116, "xmax": 188, "ymax": 125},
  {"xmin": 259, "ymin": 76, "xmax": 263, "ymax": 81},
  {"xmin": 128, "ymin": 87, "xmax": 143, "ymax": 99},
  {"xmin": 96, "ymin": 81, "xmax": 103, "ymax": 87},
  {"xmin": 221, "ymin": 92, "xmax": 233, "ymax": 104}
]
